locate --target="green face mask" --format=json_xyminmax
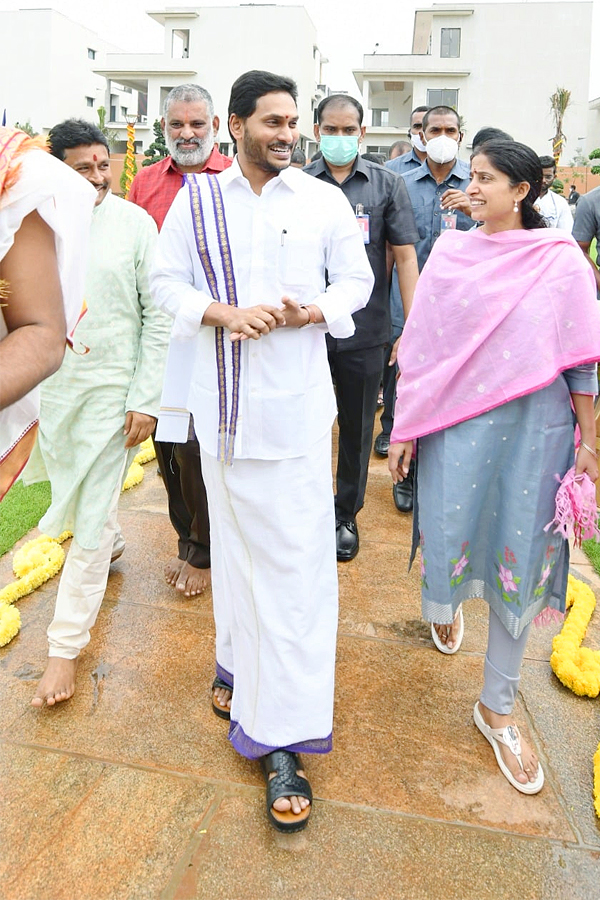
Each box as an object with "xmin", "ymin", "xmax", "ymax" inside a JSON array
[{"xmin": 320, "ymin": 135, "xmax": 359, "ymax": 166}]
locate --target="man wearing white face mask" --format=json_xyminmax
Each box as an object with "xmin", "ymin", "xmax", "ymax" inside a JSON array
[
  {"xmin": 401, "ymin": 106, "xmax": 472, "ymax": 271},
  {"xmin": 305, "ymin": 94, "xmax": 419, "ymax": 561},
  {"xmin": 386, "ymin": 106, "xmax": 430, "ymax": 175}
]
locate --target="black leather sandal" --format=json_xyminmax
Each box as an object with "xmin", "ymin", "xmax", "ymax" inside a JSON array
[
  {"xmin": 260, "ymin": 749, "xmax": 312, "ymax": 833},
  {"xmin": 211, "ymin": 676, "xmax": 232, "ymax": 720}
]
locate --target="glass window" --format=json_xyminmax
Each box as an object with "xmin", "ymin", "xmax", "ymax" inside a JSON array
[
  {"xmin": 426, "ymin": 89, "xmax": 458, "ymax": 108},
  {"xmin": 372, "ymin": 109, "xmax": 389, "ymax": 127},
  {"xmin": 440, "ymin": 28, "xmax": 460, "ymax": 58},
  {"xmin": 87, "ymin": 48, "xmax": 96, "ymax": 60},
  {"xmin": 86, "ymin": 97, "xmax": 94, "ymax": 107}
]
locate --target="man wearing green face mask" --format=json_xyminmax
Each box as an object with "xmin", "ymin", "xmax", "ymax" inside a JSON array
[{"xmin": 305, "ymin": 95, "xmax": 420, "ymax": 562}]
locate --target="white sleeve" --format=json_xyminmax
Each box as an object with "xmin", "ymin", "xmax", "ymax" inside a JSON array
[
  {"xmin": 312, "ymin": 190, "xmax": 374, "ymax": 339},
  {"xmin": 556, "ymin": 195, "xmax": 573, "ymax": 233},
  {"xmin": 150, "ymin": 189, "xmax": 215, "ymax": 338}
]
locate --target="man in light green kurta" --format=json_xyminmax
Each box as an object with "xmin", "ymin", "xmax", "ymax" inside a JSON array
[{"xmin": 27, "ymin": 119, "xmax": 170, "ymax": 708}]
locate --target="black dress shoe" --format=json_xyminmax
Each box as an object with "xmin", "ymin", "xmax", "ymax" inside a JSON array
[
  {"xmin": 336, "ymin": 520, "xmax": 359, "ymax": 561},
  {"xmin": 393, "ymin": 460, "xmax": 415, "ymax": 513},
  {"xmin": 373, "ymin": 432, "xmax": 390, "ymax": 456}
]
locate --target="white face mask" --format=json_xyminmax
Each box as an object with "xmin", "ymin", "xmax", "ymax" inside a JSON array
[
  {"xmin": 425, "ymin": 134, "xmax": 459, "ymax": 165},
  {"xmin": 410, "ymin": 132, "xmax": 427, "ymax": 153}
]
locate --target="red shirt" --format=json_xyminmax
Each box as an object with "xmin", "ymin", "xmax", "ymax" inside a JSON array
[{"xmin": 128, "ymin": 146, "xmax": 232, "ymax": 230}]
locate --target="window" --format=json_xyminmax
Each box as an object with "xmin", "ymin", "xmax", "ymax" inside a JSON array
[
  {"xmin": 440, "ymin": 28, "xmax": 460, "ymax": 58},
  {"xmin": 87, "ymin": 48, "xmax": 96, "ymax": 60},
  {"xmin": 426, "ymin": 89, "xmax": 458, "ymax": 108},
  {"xmin": 171, "ymin": 29, "xmax": 190, "ymax": 59},
  {"xmin": 372, "ymin": 109, "xmax": 389, "ymax": 127},
  {"xmin": 86, "ymin": 97, "xmax": 94, "ymax": 107},
  {"xmin": 120, "ymin": 106, "xmax": 128, "ymax": 120}
]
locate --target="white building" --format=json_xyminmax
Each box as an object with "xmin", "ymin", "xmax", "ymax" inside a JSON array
[
  {"xmin": 0, "ymin": 8, "xmax": 136, "ymax": 141},
  {"xmin": 353, "ymin": 1, "xmax": 592, "ymax": 160},
  {"xmin": 94, "ymin": 5, "xmax": 329, "ymax": 154}
]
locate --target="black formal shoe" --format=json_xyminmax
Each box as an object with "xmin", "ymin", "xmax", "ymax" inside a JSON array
[
  {"xmin": 393, "ymin": 461, "xmax": 415, "ymax": 513},
  {"xmin": 373, "ymin": 432, "xmax": 390, "ymax": 456},
  {"xmin": 336, "ymin": 520, "xmax": 359, "ymax": 561}
]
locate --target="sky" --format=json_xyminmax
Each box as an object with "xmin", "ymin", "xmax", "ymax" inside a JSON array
[{"xmin": 1, "ymin": 0, "xmax": 598, "ymax": 97}]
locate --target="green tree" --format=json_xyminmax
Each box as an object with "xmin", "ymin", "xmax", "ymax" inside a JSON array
[
  {"xmin": 590, "ymin": 148, "xmax": 600, "ymax": 176},
  {"xmin": 550, "ymin": 178, "xmax": 564, "ymax": 194},
  {"xmin": 14, "ymin": 120, "xmax": 37, "ymax": 137},
  {"xmin": 549, "ymin": 86, "xmax": 571, "ymax": 163},
  {"xmin": 96, "ymin": 106, "xmax": 119, "ymax": 150},
  {"xmin": 568, "ymin": 147, "xmax": 590, "ymax": 167},
  {"xmin": 142, "ymin": 119, "xmax": 169, "ymax": 167},
  {"xmin": 120, "ymin": 155, "xmax": 138, "ymax": 194}
]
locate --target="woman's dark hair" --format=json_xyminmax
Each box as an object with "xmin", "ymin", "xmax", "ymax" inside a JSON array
[
  {"xmin": 48, "ymin": 118, "xmax": 109, "ymax": 161},
  {"xmin": 228, "ymin": 70, "xmax": 297, "ymax": 130},
  {"xmin": 471, "ymin": 126, "xmax": 513, "ymax": 155},
  {"xmin": 473, "ymin": 139, "xmax": 546, "ymax": 229}
]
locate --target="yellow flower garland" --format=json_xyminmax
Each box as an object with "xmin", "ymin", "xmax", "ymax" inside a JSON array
[
  {"xmin": 0, "ymin": 439, "xmax": 156, "ymax": 647},
  {"xmin": 550, "ymin": 574, "xmax": 600, "ymax": 819}
]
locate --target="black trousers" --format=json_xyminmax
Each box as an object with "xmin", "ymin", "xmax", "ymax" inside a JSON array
[
  {"xmin": 328, "ymin": 343, "xmax": 386, "ymax": 521},
  {"xmin": 153, "ymin": 426, "xmax": 211, "ymax": 569},
  {"xmin": 379, "ymin": 324, "xmax": 403, "ymax": 438}
]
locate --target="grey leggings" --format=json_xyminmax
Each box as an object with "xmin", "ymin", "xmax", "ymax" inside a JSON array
[{"xmin": 479, "ymin": 607, "xmax": 531, "ymax": 715}]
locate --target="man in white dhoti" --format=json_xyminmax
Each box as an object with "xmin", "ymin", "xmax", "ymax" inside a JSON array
[
  {"xmin": 28, "ymin": 119, "xmax": 170, "ymax": 708},
  {"xmin": 151, "ymin": 70, "xmax": 374, "ymax": 832}
]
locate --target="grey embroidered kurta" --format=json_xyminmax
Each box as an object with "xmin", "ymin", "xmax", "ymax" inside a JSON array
[
  {"xmin": 416, "ymin": 365, "xmax": 598, "ymax": 639},
  {"xmin": 27, "ymin": 192, "xmax": 170, "ymax": 548}
]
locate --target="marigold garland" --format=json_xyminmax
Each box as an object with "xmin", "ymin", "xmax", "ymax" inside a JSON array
[
  {"xmin": 550, "ymin": 573, "xmax": 600, "ymax": 819},
  {"xmin": 0, "ymin": 439, "xmax": 156, "ymax": 647},
  {"xmin": 0, "ymin": 604, "xmax": 20, "ymax": 647}
]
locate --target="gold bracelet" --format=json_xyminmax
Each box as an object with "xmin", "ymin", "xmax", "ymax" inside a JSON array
[
  {"xmin": 580, "ymin": 441, "xmax": 598, "ymax": 458},
  {"xmin": 299, "ymin": 305, "xmax": 317, "ymax": 327}
]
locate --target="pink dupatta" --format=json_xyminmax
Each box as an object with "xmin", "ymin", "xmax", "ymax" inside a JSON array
[{"xmin": 391, "ymin": 228, "xmax": 600, "ymax": 443}]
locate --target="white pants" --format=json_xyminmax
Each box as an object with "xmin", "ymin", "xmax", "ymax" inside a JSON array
[
  {"xmin": 47, "ymin": 464, "xmax": 125, "ymax": 659},
  {"xmin": 201, "ymin": 432, "xmax": 338, "ymax": 759}
]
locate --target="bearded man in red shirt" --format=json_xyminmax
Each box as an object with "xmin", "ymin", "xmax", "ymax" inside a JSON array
[{"xmin": 129, "ymin": 84, "xmax": 231, "ymax": 598}]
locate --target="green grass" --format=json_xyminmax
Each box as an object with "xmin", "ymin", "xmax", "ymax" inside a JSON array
[
  {"xmin": 582, "ymin": 537, "xmax": 600, "ymax": 577},
  {"xmin": 0, "ymin": 480, "xmax": 51, "ymax": 557}
]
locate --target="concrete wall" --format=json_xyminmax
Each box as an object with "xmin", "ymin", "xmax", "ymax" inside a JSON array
[
  {"xmin": 0, "ymin": 9, "xmax": 135, "ymax": 134},
  {"xmin": 108, "ymin": 5, "xmax": 320, "ymax": 150},
  {"xmin": 356, "ymin": 1, "xmax": 593, "ymax": 159}
]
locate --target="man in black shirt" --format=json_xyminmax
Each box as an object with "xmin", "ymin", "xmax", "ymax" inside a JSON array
[{"xmin": 305, "ymin": 94, "xmax": 419, "ymax": 561}]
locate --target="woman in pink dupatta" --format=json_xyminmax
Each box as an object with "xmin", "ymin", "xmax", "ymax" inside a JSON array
[{"xmin": 389, "ymin": 141, "xmax": 600, "ymax": 796}]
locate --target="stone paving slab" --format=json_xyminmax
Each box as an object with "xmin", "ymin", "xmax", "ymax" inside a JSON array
[
  {"xmin": 158, "ymin": 792, "xmax": 600, "ymax": 900},
  {"xmin": 2, "ymin": 444, "xmax": 600, "ymax": 899},
  {"xmin": 0, "ymin": 743, "xmax": 216, "ymax": 900}
]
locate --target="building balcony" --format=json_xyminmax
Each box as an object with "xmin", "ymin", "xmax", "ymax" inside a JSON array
[
  {"xmin": 94, "ymin": 54, "xmax": 196, "ymax": 92},
  {"xmin": 354, "ymin": 53, "xmax": 470, "ymax": 89}
]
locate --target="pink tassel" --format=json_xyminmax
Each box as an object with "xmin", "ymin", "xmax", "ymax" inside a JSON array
[{"xmin": 544, "ymin": 466, "xmax": 600, "ymax": 548}]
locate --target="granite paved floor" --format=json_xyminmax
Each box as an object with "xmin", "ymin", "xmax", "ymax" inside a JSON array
[{"xmin": 1, "ymin": 433, "xmax": 600, "ymax": 900}]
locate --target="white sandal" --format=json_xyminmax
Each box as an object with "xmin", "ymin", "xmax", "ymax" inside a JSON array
[
  {"xmin": 431, "ymin": 606, "xmax": 464, "ymax": 654},
  {"xmin": 473, "ymin": 702, "xmax": 544, "ymax": 795}
]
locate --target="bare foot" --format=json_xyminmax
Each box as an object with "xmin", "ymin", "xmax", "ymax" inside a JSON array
[
  {"xmin": 433, "ymin": 607, "xmax": 463, "ymax": 651},
  {"xmin": 268, "ymin": 759, "xmax": 311, "ymax": 817},
  {"xmin": 477, "ymin": 702, "xmax": 540, "ymax": 786},
  {"xmin": 165, "ymin": 556, "xmax": 184, "ymax": 586},
  {"xmin": 31, "ymin": 658, "xmax": 78, "ymax": 708},
  {"xmin": 213, "ymin": 685, "xmax": 232, "ymax": 713},
  {"xmin": 176, "ymin": 562, "xmax": 210, "ymax": 597}
]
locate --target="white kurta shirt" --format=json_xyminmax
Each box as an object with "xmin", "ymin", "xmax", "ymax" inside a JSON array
[
  {"xmin": 151, "ymin": 160, "xmax": 374, "ymax": 460},
  {"xmin": 536, "ymin": 190, "xmax": 573, "ymax": 232}
]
